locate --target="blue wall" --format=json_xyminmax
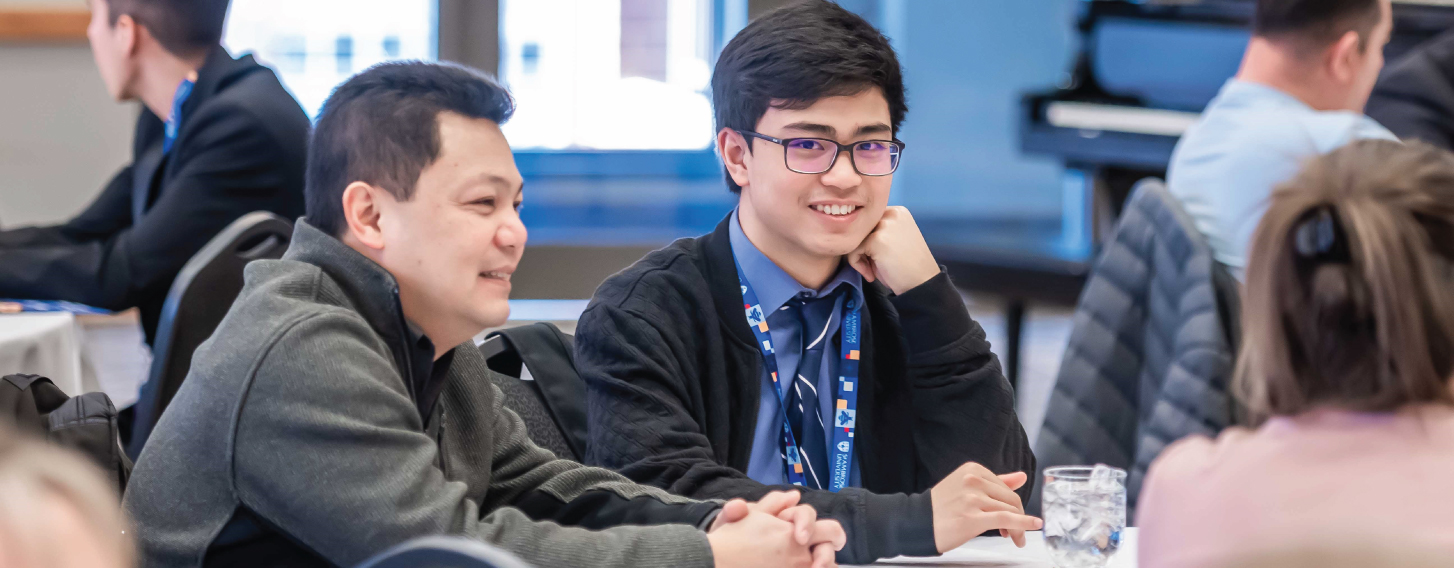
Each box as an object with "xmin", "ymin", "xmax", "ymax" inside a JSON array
[
  {"xmin": 887, "ymin": 0, "xmax": 1077, "ymax": 221},
  {"xmin": 521, "ymin": 0, "xmax": 1084, "ymax": 245}
]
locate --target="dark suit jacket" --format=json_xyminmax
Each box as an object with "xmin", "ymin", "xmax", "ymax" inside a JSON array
[
  {"xmin": 0, "ymin": 47, "xmax": 309, "ymax": 344},
  {"xmin": 575, "ymin": 216, "xmax": 1035, "ymax": 564},
  {"xmin": 1367, "ymin": 29, "xmax": 1454, "ymax": 149}
]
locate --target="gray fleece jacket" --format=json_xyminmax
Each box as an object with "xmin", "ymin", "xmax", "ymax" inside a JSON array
[{"xmin": 123, "ymin": 220, "xmax": 720, "ymax": 568}]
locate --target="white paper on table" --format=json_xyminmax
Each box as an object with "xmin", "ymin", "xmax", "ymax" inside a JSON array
[{"xmin": 849, "ymin": 530, "xmax": 1137, "ymax": 568}]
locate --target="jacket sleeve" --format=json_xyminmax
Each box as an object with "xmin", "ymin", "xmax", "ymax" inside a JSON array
[
  {"xmin": 0, "ymin": 165, "xmax": 135, "ymax": 249},
  {"xmin": 1366, "ymin": 30, "xmax": 1454, "ymax": 150},
  {"xmin": 890, "ymin": 271, "xmax": 1037, "ymax": 501},
  {"xmin": 0, "ymin": 102, "xmax": 294, "ymax": 309},
  {"xmin": 233, "ymin": 313, "xmax": 718, "ymax": 568},
  {"xmin": 578, "ymin": 301, "xmax": 936, "ymax": 563}
]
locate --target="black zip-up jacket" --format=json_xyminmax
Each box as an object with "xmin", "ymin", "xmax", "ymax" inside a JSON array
[
  {"xmin": 576, "ymin": 216, "xmax": 1036, "ymax": 564},
  {"xmin": 0, "ymin": 46, "xmax": 308, "ymax": 344}
]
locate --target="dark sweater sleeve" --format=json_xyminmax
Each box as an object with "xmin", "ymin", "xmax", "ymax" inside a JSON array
[
  {"xmin": 233, "ymin": 314, "xmax": 718, "ymax": 568},
  {"xmin": 0, "ymin": 102, "xmax": 293, "ymax": 310},
  {"xmin": 578, "ymin": 300, "xmax": 935, "ymax": 563},
  {"xmin": 890, "ymin": 271, "xmax": 1037, "ymax": 502}
]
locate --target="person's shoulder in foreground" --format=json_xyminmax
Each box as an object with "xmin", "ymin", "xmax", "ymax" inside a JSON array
[
  {"xmin": 0, "ymin": 0, "xmax": 308, "ymax": 344},
  {"xmin": 575, "ymin": 1, "xmax": 1038, "ymax": 564},
  {"xmin": 1140, "ymin": 138, "xmax": 1454, "ymax": 568},
  {"xmin": 1139, "ymin": 407, "xmax": 1454, "ymax": 568},
  {"xmin": 124, "ymin": 60, "xmax": 845, "ymax": 568}
]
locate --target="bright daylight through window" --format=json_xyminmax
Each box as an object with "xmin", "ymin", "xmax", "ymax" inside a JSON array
[
  {"xmin": 500, "ymin": 0, "xmax": 716, "ymax": 150},
  {"xmin": 222, "ymin": 0, "xmax": 436, "ymax": 118}
]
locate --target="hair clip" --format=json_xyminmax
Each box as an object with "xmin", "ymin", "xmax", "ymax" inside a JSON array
[{"xmin": 1294, "ymin": 206, "xmax": 1347, "ymax": 262}]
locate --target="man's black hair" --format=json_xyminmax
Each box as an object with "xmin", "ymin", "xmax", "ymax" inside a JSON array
[
  {"xmin": 1253, "ymin": 0, "xmax": 1384, "ymax": 53},
  {"xmin": 306, "ymin": 61, "xmax": 516, "ymax": 237},
  {"xmin": 711, "ymin": 0, "xmax": 907, "ymax": 193},
  {"xmin": 105, "ymin": 0, "xmax": 230, "ymax": 57}
]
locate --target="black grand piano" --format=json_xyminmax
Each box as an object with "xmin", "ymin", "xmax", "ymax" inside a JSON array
[
  {"xmin": 936, "ymin": 0, "xmax": 1454, "ymax": 388},
  {"xmin": 1022, "ymin": 0, "xmax": 1454, "ymax": 240}
]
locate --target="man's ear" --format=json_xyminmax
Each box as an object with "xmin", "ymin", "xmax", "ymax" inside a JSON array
[
  {"xmin": 716, "ymin": 128, "xmax": 752, "ymax": 190},
  {"xmin": 113, "ymin": 13, "xmax": 140, "ymax": 58},
  {"xmin": 340, "ymin": 182, "xmax": 389, "ymax": 250},
  {"xmin": 1327, "ymin": 30, "xmax": 1364, "ymax": 85}
]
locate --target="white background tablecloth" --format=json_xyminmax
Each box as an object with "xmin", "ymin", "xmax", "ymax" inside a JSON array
[
  {"xmin": 0, "ymin": 312, "xmax": 89, "ymax": 395},
  {"xmin": 0, "ymin": 311, "xmax": 152, "ymax": 403},
  {"xmin": 853, "ymin": 529, "xmax": 1138, "ymax": 568}
]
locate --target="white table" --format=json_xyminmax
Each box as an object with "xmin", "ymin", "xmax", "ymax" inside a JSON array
[
  {"xmin": 0, "ymin": 310, "xmax": 151, "ymax": 402},
  {"xmin": 0, "ymin": 312, "xmax": 89, "ymax": 395},
  {"xmin": 853, "ymin": 529, "xmax": 1137, "ymax": 567},
  {"xmin": 475, "ymin": 299, "xmax": 591, "ymax": 342}
]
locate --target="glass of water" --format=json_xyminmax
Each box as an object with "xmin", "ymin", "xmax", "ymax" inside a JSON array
[{"xmin": 1042, "ymin": 465, "xmax": 1127, "ymax": 568}]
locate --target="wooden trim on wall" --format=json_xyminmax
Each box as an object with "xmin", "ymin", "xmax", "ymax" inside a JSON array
[{"xmin": 0, "ymin": 8, "xmax": 90, "ymax": 42}]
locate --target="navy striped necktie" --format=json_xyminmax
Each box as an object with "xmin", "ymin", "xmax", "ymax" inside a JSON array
[{"xmin": 783, "ymin": 289, "xmax": 839, "ymax": 489}]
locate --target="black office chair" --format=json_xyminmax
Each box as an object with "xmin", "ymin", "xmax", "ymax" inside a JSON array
[
  {"xmin": 355, "ymin": 536, "xmax": 533, "ymax": 568},
  {"xmin": 480, "ymin": 323, "xmax": 587, "ymax": 461},
  {"xmin": 126, "ymin": 212, "xmax": 293, "ymax": 459}
]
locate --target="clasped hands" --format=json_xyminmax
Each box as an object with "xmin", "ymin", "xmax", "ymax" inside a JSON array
[{"xmin": 707, "ymin": 490, "xmax": 846, "ymax": 568}]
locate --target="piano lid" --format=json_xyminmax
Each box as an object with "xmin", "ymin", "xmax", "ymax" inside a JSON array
[{"xmin": 1021, "ymin": 0, "xmax": 1454, "ymax": 170}]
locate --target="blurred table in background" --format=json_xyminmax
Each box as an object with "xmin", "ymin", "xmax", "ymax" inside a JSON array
[
  {"xmin": 77, "ymin": 310, "xmax": 152, "ymax": 407},
  {"xmin": 0, "ymin": 310, "xmax": 151, "ymax": 404},
  {"xmin": 0, "ymin": 312, "xmax": 88, "ymax": 395},
  {"xmin": 476, "ymin": 299, "xmax": 592, "ymax": 344},
  {"xmin": 853, "ymin": 529, "xmax": 1137, "ymax": 567}
]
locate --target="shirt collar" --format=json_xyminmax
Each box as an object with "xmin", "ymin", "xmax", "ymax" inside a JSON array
[
  {"xmin": 1218, "ymin": 79, "xmax": 1314, "ymax": 112},
  {"xmin": 404, "ymin": 320, "xmax": 436, "ymax": 360},
  {"xmin": 728, "ymin": 208, "xmax": 864, "ymax": 315}
]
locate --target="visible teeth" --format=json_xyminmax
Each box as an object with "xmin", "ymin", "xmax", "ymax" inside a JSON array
[
  {"xmin": 482, "ymin": 271, "xmax": 511, "ymax": 281},
  {"xmin": 813, "ymin": 204, "xmax": 856, "ymax": 216}
]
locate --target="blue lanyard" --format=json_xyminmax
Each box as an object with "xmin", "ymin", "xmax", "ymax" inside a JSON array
[
  {"xmin": 163, "ymin": 78, "xmax": 195, "ymax": 154},
  {"xmin": 735, "ymin": 260, "xmax": 861, "ymax": 492}
]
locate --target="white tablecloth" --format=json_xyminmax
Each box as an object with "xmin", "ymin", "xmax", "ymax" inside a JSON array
[
  {"xmin": 854, "ymin": 529, "xmax": 1138, "ymax": 568},
  {"xmin": 0, "ymin": 312, "xmax": 89, "ymax": 395}
]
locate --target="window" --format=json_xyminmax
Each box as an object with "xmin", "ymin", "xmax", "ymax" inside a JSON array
[
  {"xmin": 499, "ymin": 0, "xmax": 716, "ymax": 151},
  {"xmin": 223, "ymin": 0, "xmax": 437, "ymax": 118}
]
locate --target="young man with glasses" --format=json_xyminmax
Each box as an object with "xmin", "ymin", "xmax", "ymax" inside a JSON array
[{"xmin": 573, "ymin": 1, "xmax": 1039, "ymax": 564}]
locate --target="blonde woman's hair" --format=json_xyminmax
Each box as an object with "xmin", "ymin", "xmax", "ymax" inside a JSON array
[
  {"xmin": 1237, "ymin": 139, "xmax": 1454, "ymax": 422},
  {"xmin": 0, "ymin": 426, "xmax": 133, "ymax": 567}
]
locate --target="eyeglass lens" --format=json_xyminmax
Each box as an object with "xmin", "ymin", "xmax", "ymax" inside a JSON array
[{"xmin": 784, "ymin": 139, "xmax": 901, "ymax": 175}]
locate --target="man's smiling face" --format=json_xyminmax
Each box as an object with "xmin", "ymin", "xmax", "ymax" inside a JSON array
[{"xmin": 732, "ymin": 87, "xmax": 895, "ymax": 267}]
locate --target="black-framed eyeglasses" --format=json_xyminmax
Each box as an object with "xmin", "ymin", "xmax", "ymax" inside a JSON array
[{"xmin": 736, "ymin": 130, "xmax": 905, "ymax": 176}]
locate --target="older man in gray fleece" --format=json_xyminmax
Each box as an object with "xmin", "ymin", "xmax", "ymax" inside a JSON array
[{"xmin": 121, "ymin": 61, "xmax": 846, "ymax": 568}]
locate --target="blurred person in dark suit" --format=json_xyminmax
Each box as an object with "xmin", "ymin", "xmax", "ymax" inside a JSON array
[
  {"xmin": 0, "ymin": 0, "xmax": 308, "ymax": 346},
  {"xmin": 1367, "ymin": 29, "xmax": 1454, "ymax": 149}
]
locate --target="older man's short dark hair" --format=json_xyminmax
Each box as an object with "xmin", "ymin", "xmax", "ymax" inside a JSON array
[
  {"xmin": 1253, "ymin": 0, "xmax": 1383, "ymax": 53},
  {"xmin": 106, "ymin": 0, "xmax": 230, "ymax": 57},
  {"xmin": 305, "ymin": 61, "xmax": 516, "ymax": 237}
]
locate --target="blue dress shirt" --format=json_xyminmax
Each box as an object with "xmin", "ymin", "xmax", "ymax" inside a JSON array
[
  {"xmin": 729, "ymin": 209, "xmax": 865, "ymax": 487},
  {"xmin": 1168, "ymin": 79, "xmax": 1398, "ymax": 275}
]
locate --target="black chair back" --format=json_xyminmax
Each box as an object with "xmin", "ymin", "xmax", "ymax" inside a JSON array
[
  {"xmin": 1031, "ymin": 178, "xmax": 1241, "ymax": 518},
  {"xmin": 480, "ymin": 323, "xmax": 587, "ymax": 461},
  {"xmin": 127, "ymin": 212, "xmax": 293, "ymax": 458}
]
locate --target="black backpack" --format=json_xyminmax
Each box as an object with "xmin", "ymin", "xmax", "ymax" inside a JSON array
[{"xmin": 0, "ymin": 374, "xmax": 132, "ymax": 494}]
